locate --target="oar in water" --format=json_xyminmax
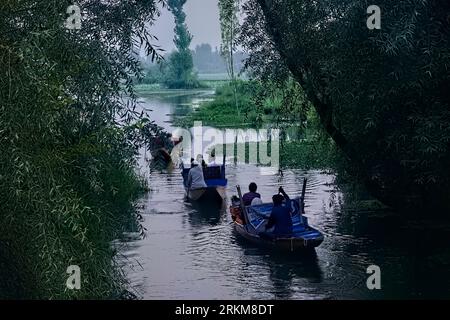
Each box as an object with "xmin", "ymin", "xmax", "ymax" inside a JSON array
[
  {"xmin": 236, "ymin": 185, "xmax": 249, "ymax": 232},
  {"xmin": 301, "ymin": 178, "xmax": 307, "ymax": 214}
]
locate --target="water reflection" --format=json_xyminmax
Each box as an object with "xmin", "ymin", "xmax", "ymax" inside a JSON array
[
  {"xmin": 233, "ymin": 236, "xmax": 324, "ymax": 299},
  {"xmin": 186, "ymin": 201, "xmax": 225, "ymax": 227}
]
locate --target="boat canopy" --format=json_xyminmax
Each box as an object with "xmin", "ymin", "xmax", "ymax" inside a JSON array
[
  {"xmin": 182, "ymin": 165, "xmax": 227, "ymax": 188},
  {"xmin": 244, "ymin": 198, "xmax": 322, "ymax": 240}
]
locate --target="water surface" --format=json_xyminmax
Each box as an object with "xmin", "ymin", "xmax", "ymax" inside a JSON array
[{"xmin": 118, "ymin": 91, "xmax": 450, "ymax": 300}]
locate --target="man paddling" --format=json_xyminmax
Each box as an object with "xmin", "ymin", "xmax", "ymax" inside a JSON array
[
  {"xmin": 187, "ymin": 159, "xmax": 207, "ymax": 190},
  {"xmin": 263, "ymin": 187, "xmax": 293, "ymax": 238}
]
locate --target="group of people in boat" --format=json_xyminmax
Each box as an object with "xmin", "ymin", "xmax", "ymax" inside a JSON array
[
  {"xmin": 185, "ymin": 154, "xmax": 295, "ymax": 238},
  {"xmin": 150, "ymin": 134, "xmax": 184, "ymax": 163},
  {"xmin": 240, "ymin": 183, "xmax": 294, "ymax": 238},
  {"xmin": 150, "ymin": 133, "xmax": 181, "ymax": 152}
]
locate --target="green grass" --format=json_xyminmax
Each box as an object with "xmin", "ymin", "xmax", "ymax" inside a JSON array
[
  {"xmin": 207, "ymin": 139, "xmax": 337, "ymax": 170},
  {"xmin": 173, "ymin": 80, "xmax": 266, "ymax": 128},
  {"xmin": 280, "ymin": 140, "xmax": 338, "ymax": 169},
  {"xmin": 134, "ymin": 84, "xmax": 213, "ymax": 98},
  {"xmin": 199, "ymin": 79, "xmax": 230, "ymax": 90},
  {"xmin": 134, "ymin": 80, "xmax": 229, "ymax": 96}
]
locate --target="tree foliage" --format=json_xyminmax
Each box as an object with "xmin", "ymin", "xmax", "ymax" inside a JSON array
[
  {"xmin": 218, "ymin": 0, "xmax": 240, "ymax": 79},
  {"xmin": 239, "ymin": 0, "xmax": 450, "ymax": 212},
  {"xmin": 219, "ymin": 0, "xmax": 242, "ymax": 116},
  {"xmin": 0, "ymin": 0, "xmax": 164, "ymax": 298},
  {"xmin": 164, "ymin": 0, "xmax": 199, "ymax": 88},
  {"xmin": 238, "ymin": 0, "xmax": 311, "ymax": 143}
]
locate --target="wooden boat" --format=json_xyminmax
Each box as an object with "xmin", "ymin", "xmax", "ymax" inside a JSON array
[
  {"xmin": 181, "ymin": 161, "xmax": 227, "ymax": 204},
  {"xmin": 148, "ymin": 134, "xmax": 184, "ymax": 168},
  {"xmin": 229, "ymin": 184, "xmax": 324, "ymax": 252},
  {"xmin": 150, "ymin": 148, "xmax": 172, "ymax": 164}
]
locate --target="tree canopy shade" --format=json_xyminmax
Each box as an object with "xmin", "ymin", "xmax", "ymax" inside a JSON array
[
  {"xmin": 240, "ymin": 0, "xmax": 450, "ymax": 213},
  {"xmin": 0, "ymin": 0, "xmax": 164, "ymax": 298}
]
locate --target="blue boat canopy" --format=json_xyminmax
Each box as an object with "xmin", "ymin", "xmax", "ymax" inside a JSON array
[
  {"xmin": 245, "ymin": 198, "xmax": 322, "ymax": 239},
  {"xmin": 182, "ymin": 165, "xmax": 227, "ymax": 188}
]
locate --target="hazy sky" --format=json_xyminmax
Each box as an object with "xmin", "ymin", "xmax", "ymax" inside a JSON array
[{"xmin": 150, "ymin": 0, "xmax": 222, "ymax": 52}]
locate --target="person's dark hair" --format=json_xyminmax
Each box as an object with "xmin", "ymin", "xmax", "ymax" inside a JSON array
[
  {"xmin": 272, "ymin": 194, "xmax": 284, "ymax": 206},
  {"xmin": 249, "ymin": 182, "xmax": 257, "ymax": 192}
]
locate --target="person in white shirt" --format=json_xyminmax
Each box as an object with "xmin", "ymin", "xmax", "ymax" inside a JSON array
[
  {"xmin": 208, "ymin": 149, "xmax": 222, "ymax": 167},
  {"xmin": 208, "ymin": 158, "xmax": 218, "ymax": 167},
  {"xmin": 251, "ymin": 197, "xmax": 263, "ymax": 206},
  {"xmin": 187, "ymin": 160, "xmax": 207, "ymax": 190}
]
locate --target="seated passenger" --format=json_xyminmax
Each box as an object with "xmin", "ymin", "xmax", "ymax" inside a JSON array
[
  {"xmin": 172, "ymin": 135, "xmax": 183, "ymax": 147},
  {"xmin": 242, "ymin": 182, "xmax": 261, "ymax": 206},
  {"xmin": 196, "ymin": 154, "xmax": 208, "ymax": 169},
  {"xmin": 251, "ymin": 197, "xmax": 263, "ymax": 206},
  {"xmin": 187, "ymin": 160, "xmax": 207, "ymax": 190},
  {"xmin": 265, "ymin": 187, "xmax": 293, "ymax": 237},
  {"xmin": 208, "ymin": 149, "xmax": 219, "ymax": 167},
  {"xmin": 170, "ymin": 136, "xmax": 184, "ymax": 163}
]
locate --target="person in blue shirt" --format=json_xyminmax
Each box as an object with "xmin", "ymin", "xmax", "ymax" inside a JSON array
[{"xmin": 264, "ymin": 187, "xmax": 293, "ymax": 237}]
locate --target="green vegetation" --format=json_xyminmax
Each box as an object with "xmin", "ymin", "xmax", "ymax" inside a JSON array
[
  {"xmin": 219, "ymin": 0, "xmax": 240, "ymax": 81},
  {"xmin": 174, "ymin": 78, "xmax": 337, "ymax": 169},
  {"xmin": 219, "ymin": 0, "xmax": 241, "ymax": 117},
  {"xmin": 141, "ymin": 64, "xmax": 168, "ymax": 86},
  {"xmin": 164, "ymin": 0, "xmax": 199, "ymax": 89},
  {"xmin": 140, "ymin": 42, "xmax": 246, "ymax": 74},
  {"xmin": 134, "ymin": 84, "xmax": 214, "ymax": 99},
  {"xmin": 140, "ymin": 61, "xmax": 233, "ymax": 90},
  {"xmin": 280, "ymin": 140, "xmax": 336, "ymax": 170},
  {"xmin": 192, "ymin": 44, "xmax": 246, "ymax": 75},
  {"xmin": 174, "ymin": 78, "xmax": 309, "ymax": 128},
  {"xmin": 280, "ymin": 110, "xmax": 339, "ymax": 170},
  {"xmin": 0, "ymin": 0, "xmax": 162, "ymax": 298},
  {"xmin": 198, "ymin": 73, "xmax": 230, "ymax": 81},
  {"xmin": 229, "ymin": 0, "xmax": 450, "ymax": 214},
  {"xmin": 174, "ymin": 81, "xmax": 258, "ymax": 127},
  {"xmin": 210, "ymin": 138, "xmax": 337, "ymax": 170}
]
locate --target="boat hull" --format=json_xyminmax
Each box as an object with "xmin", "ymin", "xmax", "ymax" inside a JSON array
[
  {"xmin": 230, "ymin": 199, "xmax": 324, "ymax": 252},
  {"xmin": 151, "ymin": 148, "xmax": 172, "ymax": 164},
  {"xmin": 234, "ymin": 222, "xmax": 323, "ymax": 252},
  {"xmin": 186, "ymin": 186, "xmax": 226, "ymax": 204}
]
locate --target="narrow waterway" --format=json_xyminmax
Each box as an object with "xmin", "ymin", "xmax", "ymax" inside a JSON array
[{"xmin": 118, "ymin": 90, "xmax": 450, "ymax": 300}]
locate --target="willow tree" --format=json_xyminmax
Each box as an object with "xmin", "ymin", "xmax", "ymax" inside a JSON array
[
  {"xmin": 240, "ymin": 0, "xmax": 450, "ymax": 213},
  {"xmin": 165, "ymin": 0, "xmax": 199, "ymax": 88},
  {"xmin": 0, "ymin": 0, "xmax": 164, "ymax": 298}
]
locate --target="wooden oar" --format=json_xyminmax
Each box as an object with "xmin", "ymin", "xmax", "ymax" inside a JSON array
[
  {"xmin": 236, "ymin": 185, "xmax": 249, "ymax": 232},
  {"xmin": 221, "ymin": 151, "xmax": 226, "ymax": 179},
  {"xmin": 301, "ymin": 178, "xmax": 307, "ymax": 214}
]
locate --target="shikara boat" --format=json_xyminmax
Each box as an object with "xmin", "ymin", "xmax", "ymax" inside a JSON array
[
  {"xmin": 150, "ymin": 148, "xmax": 172, "ymax": 164},
  {"xmin": 230, "ymin": 187, "xmax": 324, "ymax": 252},
  {"xmin": 181, "ymin": 162, "xmax": 227, "ymax": 204}
]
